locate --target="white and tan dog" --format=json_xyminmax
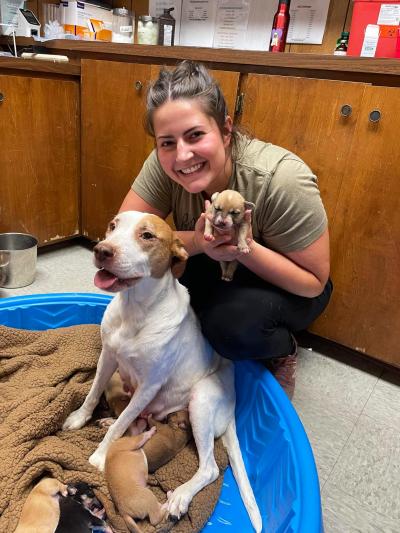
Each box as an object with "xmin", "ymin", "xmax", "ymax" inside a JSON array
[{"xmin": 62, "ymin": 211, "xmax": 262, "ymax": 532}]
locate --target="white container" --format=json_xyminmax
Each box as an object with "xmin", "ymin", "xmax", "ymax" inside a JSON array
[
  {"xmin": 137, "ymin": 15, "xmax": 158, "ymax": 45},
  {"xmin": 112, "ymin": 6, "xmax": 133, "ymax": 43}
]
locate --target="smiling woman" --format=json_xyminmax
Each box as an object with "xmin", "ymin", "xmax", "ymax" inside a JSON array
[{"xmin": 118, "ymin": 60, "xmax": 332, "ymax": 399}]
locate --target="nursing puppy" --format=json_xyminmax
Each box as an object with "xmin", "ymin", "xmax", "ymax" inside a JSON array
[
  {"xmin": 105, "ymin": 411, "xmax": 191, "ymax": 531},
  {"xmin": 62, "ymin": 210, "xmax": 262, "ymax": 532},
  {"xmin": 204, "ymin": 190, "xmax": 254, "ymax": 281},
  {"xmin": 15, "ymin": 477, "xmax": 68, "ymax": 533},
  {"xmin": 105, "ymin": 425, "xmax": 166, "ymax": 531}
]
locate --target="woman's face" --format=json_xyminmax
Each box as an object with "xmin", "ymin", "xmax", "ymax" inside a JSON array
[{"xmin": 153, "ymin": 99, "xmax": 232, "ymax": 196}]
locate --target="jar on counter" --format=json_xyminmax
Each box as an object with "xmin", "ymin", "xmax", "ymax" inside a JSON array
[
  {"xmin": 112, "ymin": 7, "xmax": 134, "ymax": 44},
  {"xmin": 137, "ymin": 16, "xmax": 159, "ymax": 45}
]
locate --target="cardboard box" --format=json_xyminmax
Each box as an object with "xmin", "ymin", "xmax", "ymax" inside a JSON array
[
  {"xmin": 348, "ymin": 0, "xmax": 400, "ymax": 57},
  {"xmin": 60, "ymin": 1, "xmax": 112, "ymax": 41}
]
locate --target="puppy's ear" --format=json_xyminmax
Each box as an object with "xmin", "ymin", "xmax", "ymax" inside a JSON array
[
  {"xmin": 171, "ymin": 236, "xmax": 189, "ymax": 278},
  {"xmin": 211, "ymin": 192, "xmax": 220, "ymax": 203},
  {"xmin": 244, "ymin": 201, "xmax": 255, "ymax": 212}
]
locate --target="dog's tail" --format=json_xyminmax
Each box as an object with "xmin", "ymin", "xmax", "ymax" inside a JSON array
[{"xmin": 222, "ymin": 418, "xmax": 262, "ymax": 533}]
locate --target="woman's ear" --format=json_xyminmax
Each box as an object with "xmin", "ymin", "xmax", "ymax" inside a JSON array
[
  {"xmin": 223, "ymin": 116, "xmax": 233, "ymax": 148},
  {"xmin": 171, "ymin": 236, "xmax": 189, "ymax": 278}
]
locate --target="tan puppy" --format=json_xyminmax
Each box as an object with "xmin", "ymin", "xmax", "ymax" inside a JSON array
[
  {"xmin": 105, "ymin": 426, "xmax": 166, "ymax": 532},
  {"xmin": 144, "ymin": 410, "xmax": 192, "ymax": 472},
  {"xmin": 204, "ymin": 190, "xmax": 254, "ymax": 281},
  {"xmin": 14, "ymin": 477, "xmax": 68, "ymax": 533},
  {"xmin": 105, "ymin": 411, "xmax": 192, "ymax": 532}
]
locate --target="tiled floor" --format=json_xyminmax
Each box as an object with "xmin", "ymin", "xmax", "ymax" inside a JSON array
[{"xmin": 1, "ymin": 239, "xmax": 399, "ymax": 532}]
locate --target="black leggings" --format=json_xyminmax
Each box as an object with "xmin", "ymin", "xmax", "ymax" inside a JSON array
[{"xmin": 179, "ymin": 254, "xmax": 333, "ymax": 361}]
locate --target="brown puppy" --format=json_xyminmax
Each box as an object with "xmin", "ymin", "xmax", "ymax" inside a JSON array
[
  {"xmin": 105, "ymin": 426, "xmax": 165, "ymax": 532},
  {"xmin": 144, "ymin": 410, "xmax": 192, "ymax": 472},
  {"xmin": 105, "ymin": 411, "xmax": 192, "ymax": 532},
  {"xmin": 204, "ymin": 190, "xmax": 254, "ymax": 281},
  {"xmin": 14, "ymin": 477, "xmax": 68, "ymax": 533}
]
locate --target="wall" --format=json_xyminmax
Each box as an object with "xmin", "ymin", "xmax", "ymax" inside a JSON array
[{"xmin": 28, "ymin": 0, "xmax": 353, "ymax": 55}]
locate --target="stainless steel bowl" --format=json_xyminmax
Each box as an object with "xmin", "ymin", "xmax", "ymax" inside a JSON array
[{"xmin": 0, "ymin": 233, "xmax": 38, "ymax": 288}]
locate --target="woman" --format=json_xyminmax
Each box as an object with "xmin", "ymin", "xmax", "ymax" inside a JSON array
[{"xmin": 119, "ymin": 60, "xmax": 332, "ymax": 399}]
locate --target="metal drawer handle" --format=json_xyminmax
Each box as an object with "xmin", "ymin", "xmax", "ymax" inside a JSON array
[
  {"xmin": 369, "ymin": 109, "xmax": 381, "ymax": 123},
  {"xmin": 0, "ymin": 93, "xmax": 4, "ymax": 103},
  {"xmin": 340, "ymin": 104, "xmax": 352, "ymax": 117},
  {"xmin": 135, "ymin": 81, "xmax": 143, "ymax": 91}
]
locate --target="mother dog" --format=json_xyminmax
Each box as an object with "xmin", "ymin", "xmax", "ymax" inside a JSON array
[{"xmin": 63, "ymin": 211, "xmax": 262, "ymax": 532}]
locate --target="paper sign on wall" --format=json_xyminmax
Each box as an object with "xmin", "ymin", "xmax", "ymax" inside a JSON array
[{"xmin": 287, "ymin": 0, "xmax": 330, "ymax": 44}]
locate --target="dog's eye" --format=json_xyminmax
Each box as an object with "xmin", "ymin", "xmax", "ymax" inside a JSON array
[
  {"xmin": 214, "ymin": 206, "xmax": 222, "ymax": 212},
  {"xmin": 229, "ymin": 210, "xmax": 240, "ymax": 215},
  {"xmin": 141, "ymin": 231, "xmax": 155, "ymax": 240},
  {"xmin": 108, "ymin": 222, "xmax": 116, "ymax": 231}
]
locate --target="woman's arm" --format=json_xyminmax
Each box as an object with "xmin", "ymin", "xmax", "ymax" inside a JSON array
[
  {"xmin": 239, "ymin": 228, "xmax": 330, "ymax": 298},
  {"xmin": 192, "ymin": 212, "xmax": 330, "ymax": 298},
  {"xmin": 119, "ymin": 189, "xmax": 166, "ymax": 217}
]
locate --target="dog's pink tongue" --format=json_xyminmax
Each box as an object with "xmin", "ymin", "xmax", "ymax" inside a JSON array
[{"xmin": 94, "ymin": 269, "xmax": 118, "ymax": 289}]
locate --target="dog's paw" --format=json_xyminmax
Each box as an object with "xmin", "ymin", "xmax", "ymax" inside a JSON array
[
  {"xmin": 89, "ymin": 449, "xmax": 106, "ymax": 471},
  {"xmin": 63, "ymin": 409, "xmax": 91, "ymax": 430},
  {"xmin": 96, "ymin": 417, "xmax": 116, "ymax": 428},
  {"xmin": 238, "ymin": 244, "xmax": 250, "ymax": 254},
  {"xmin": 167, "ymin": 486, "xmax": 192, "ymax": 519}
]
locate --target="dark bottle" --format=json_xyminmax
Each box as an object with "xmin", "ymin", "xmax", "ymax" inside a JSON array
[
  {"xmin": 157, "ymin": 7, "xmax": 175, "ymax": 46},
  {"xmin": 269, "ymin": 0, "xmax": 291, "ymax": 53},
  {"xmin": 334, "ymin": 31, "xmax": 349, "ymax": 56}
]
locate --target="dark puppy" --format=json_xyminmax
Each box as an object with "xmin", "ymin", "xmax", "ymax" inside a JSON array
[{"xmin": 56, "ymin": 482, "xmax": 112, "ymax": 533}]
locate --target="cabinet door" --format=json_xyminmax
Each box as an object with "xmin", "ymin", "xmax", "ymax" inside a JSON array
[
  {"xmin": 238, "ymin": 74, "xmax": 366, "ymax": 224},
  {"xmin": 0, "ymin": 75, "xmax": 80, "ymax": 245},
  {"xmin": 312, "ymin": 85, "xmax": 400, "ymax": 366},
  {"xmin": 81, "ymin": 59, "xmax": 240, "ymax": 241}
]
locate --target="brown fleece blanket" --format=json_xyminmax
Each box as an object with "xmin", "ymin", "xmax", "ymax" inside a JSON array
[{"xmin": 0, "ymin": 324, "xmax": 228, "ymax": 533}]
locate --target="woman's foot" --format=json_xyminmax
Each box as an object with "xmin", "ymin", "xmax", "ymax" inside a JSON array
[{"xmin": 263, "ymin": 336, "xmax": 298, "ymax": 400}]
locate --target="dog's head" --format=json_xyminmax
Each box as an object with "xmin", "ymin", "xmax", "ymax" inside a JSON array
[
  {"xmin": 93, "ymin": 211, "xmax": 188, "ymax": 292},
  {"xmin": 209, "ymin": 190, "xmax": 254, "ymax": 231}
]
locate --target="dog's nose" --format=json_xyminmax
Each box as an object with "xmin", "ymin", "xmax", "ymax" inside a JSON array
[{"xmin": 93, "ymin": 243, "xmax": 114, "ymax": 262}]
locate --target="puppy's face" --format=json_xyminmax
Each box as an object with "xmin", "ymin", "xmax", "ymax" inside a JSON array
[
  {"xmin": 93, "ymin": 211, "xmax": 188, "ymax": 292},
  {"xmin": 167, "ymin": 409, "xmax": 191, "ymax": 431},
  {"xmin": 210, "ymin": 190, "xmax": 247, "ymax": 230}
]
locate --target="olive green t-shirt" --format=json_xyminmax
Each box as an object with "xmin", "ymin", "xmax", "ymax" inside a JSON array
[{"xmin": 132, "ymin": 134, "xmax": 327, "ymax": 253}]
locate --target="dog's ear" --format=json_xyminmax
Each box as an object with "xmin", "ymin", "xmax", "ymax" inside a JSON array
[
  {"xmin": 244, "ymin": 201, "xmax": 255, "ymax": 212},
  {"xmin": 211, "ymin": 192, "xmax": 220, "ymax": 203},
  {"xmin": 171, "ymin": 236, "xmax": 189, "ymax": 278}
]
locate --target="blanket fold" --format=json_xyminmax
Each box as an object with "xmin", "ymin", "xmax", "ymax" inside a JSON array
[{"xmin": 0, "ymin": 324, "xmax": 228, "ymax": 533}]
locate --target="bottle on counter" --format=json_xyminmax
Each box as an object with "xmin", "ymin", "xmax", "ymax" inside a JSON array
[
  {"xmin": 334, "ymin": 31, "xmax": 349, "ymax": 56},
  {"xmin": 269, "ymin": 0, "xmax": 291, "ymax": 52},
  {"xmin": 137, "ymin": 15, "xmax": 159, "ymax": 45},
  {"xmin": 157, "ymin": 7, "xmax": 175, "ymax": 46}
]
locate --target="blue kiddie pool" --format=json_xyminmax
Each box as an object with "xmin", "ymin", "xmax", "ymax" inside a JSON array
[{"xmin": 0, "ymin": 293, "xmax": 323, "ymax": 533}]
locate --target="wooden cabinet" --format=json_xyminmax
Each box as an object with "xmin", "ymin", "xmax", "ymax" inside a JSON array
[
  {"xmin": 0, "ymin": 74, "xmax": 80, "ymax": 245},
  {"xmin": 81, "ymin": 59, "xmax": 240, "ymax": 241},
  {"xmin": 238, "ymin": 74, "xmax": 400, "ymax": 366}
]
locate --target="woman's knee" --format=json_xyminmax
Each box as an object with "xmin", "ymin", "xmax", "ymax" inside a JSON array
[{"xmin": 199, "ymin": 303, "xmax": 287, "ymax": 361}]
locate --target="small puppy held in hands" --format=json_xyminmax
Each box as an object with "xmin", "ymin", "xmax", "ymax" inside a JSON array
[
  {"xmin": 204, "ymin": 189, "xmax": 255, "ymax": 281},
  {"xmin": 14, "ymin": 477, "xmax": 68, "ymax": 533}
]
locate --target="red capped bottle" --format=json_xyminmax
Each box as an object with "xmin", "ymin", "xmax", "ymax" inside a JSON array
[{"xmin": 269, "ymin": 0, "xmax": 291, "ymax": 52}]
